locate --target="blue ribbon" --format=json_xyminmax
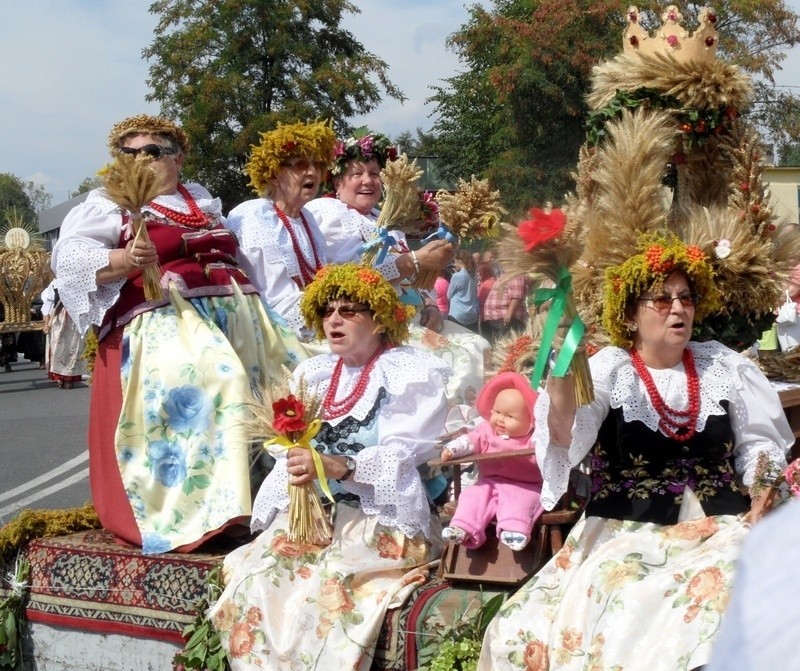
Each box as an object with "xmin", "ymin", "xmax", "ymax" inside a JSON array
[
  {"xmin": 421, "ymin": 224, "xmax": 458, "ymax": 246},
  {"xmin": 358, "ymin": 228, "xmax": 399, "ymax": 266}
]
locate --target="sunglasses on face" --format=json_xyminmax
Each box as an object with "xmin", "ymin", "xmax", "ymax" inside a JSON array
[
  {"xmin": 637, "ymin": 292, "xmax": 700, "ymax": 311},
  {"xmin": 317, "ymin": 304, "xmax": 371, "ymax": 319},
  {"xmin": 281, "ymin": 157, "xmax": 326, "ymax": 171},
  {"xmin": 120, "ymin": 144, "xmax": 177, "ymax": 160}
]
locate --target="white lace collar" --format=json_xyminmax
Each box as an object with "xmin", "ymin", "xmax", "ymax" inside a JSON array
[
  {"xmin": 87, "ymin": 183, "xmax": 222, "ymax": 217},
  {"xmin": 292, "ymin": 346, "xmax": 451, "ymax": 425},
  {"xmin": 592, "ymin": 340, "xmax": 748, "ymax": 434}
]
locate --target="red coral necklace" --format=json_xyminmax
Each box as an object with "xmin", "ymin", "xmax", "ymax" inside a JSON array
[
  {"xmin": 274, "ymin": 205, "xmax": 323, "ymax": 287},
  {"xmin": 147, "ymin": 184, "xmax": 210, "ymax": 228},
  {"xmin": 323, "ymin": 344, "xmax": 386, "ymax": 420},
  {"xmin": 629, "ymin": 347, "xmax": 700, "ymax": 442}
]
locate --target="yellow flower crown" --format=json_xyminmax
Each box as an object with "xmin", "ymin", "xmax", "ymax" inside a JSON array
[
  {"xmin": 300, "ymin": 263, "xmax": 416, "ymax": 345},
  {"xmin": 603, "ymin": 231, "xmax": 722, "ymax": 348},
  {"xmin": 107, "ymin": 114, "xmax": 190, "ymax": 155},
  {"xmin": 245, "ymin": 120, "xmax": 336, "ymax": 196}
]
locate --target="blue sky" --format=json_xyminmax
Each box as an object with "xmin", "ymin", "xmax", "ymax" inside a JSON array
[{"xmin": 1, "ymin": 0, "xmax": 799, "ymax": 205}]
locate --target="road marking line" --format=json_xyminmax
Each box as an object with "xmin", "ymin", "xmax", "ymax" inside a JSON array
[
  {"xmin": 0, "ymin": 467, "xmax": 89, "ymax": 519},
  {"xmin": 0, "ymin": 451, "xmax": 89, "ymax": 503}
]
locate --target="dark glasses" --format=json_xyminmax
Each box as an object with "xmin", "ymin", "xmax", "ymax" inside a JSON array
[
  {"xmin": 637, "ymin": 293, "xmax": 700, "ymax": 311},
  {"xmin": 282, "ymin": 157, "xmax": 327, "ymax": 171},
  {"xmin": 120, "ymin": 144, "xmax": 176, "ymax": 160},
  {"xmin": 317, "ymin": 304, "xmax": 371, "ymax": 319}
]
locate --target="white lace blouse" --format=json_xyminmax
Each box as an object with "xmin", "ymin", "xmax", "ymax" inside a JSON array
[
  {"xmin": 305, "ymin": 197, "xmax": 402, "ymax": 282},
  {"xmin": 251, "ymin": 346, "xmax": 451, "ymax": 539},
  {"xmin": 535, "ymin": 340, "xmax": 793, "ymax": 510},
  {"xmin": 51, "ymin": 184, "xmax": 223, "ymax": 335},
  {"xmin": 225, "ymin": 198, "xmax": 327, "ymax": 336}
]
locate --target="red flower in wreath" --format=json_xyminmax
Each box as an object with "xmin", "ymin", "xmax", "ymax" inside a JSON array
[
  {"xmin": 517, "ymin": 208, "xmax": 566, "ymax": 251},
  {"xmin": 272, "ymin": 395, "xmax": 307, "ymax": 434}
]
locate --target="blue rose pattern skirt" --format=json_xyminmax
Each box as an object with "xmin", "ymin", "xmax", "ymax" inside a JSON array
[{"xmin": 112, "ymin": 283, "xmax": 306, "ymax": 554}]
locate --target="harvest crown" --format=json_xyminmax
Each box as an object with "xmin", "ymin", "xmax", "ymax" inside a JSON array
[{"xmin": 623, "ymin": 5, "xmax": 718, "ymax": 62}]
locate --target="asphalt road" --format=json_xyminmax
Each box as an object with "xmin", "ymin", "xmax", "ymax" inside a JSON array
[{"xmin": 0, "ymin": 358, "xmax": 91, "ymax": 526}]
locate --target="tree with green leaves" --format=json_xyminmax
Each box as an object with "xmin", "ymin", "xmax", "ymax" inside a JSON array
[
  {"xmin": 431, "ymin": 0, "xmax": 800, "ymax": 215},
  {"xmin": 71, "ymin": 176, "xmax": 103, "ymax": 199},
  {"xmin": 143, "ymin": 0, "xmax": 404, "ymax": 210},
  {"xmin": 0, "ymin": 173, "xmax": 37, "ymax": 226}
]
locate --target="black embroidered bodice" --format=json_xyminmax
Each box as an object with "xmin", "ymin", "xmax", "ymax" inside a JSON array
[{"xmin": 586, "ymin": 400, "xmax": 749, "ymax": 524}]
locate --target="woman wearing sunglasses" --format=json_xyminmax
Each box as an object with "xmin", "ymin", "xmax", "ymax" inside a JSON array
[
  {"xmin": 225, "ymin": 121, "xmax": 336, "ymax": 340},
  {"xmin": 210, "ymin": 263, "xmax": 450, "ymax": 669},
  {"xmin": 479, "ymin": 231, "xmax": 793, "ymax": 671},
  {"xmin": 51, "ymin": 114, "xmax": 295, "ymax": 555}
]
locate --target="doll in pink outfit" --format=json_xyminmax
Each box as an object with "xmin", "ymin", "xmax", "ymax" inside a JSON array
[{"xmin": 440, "ymin": 372, "xmax": 543, "ymax": 551}]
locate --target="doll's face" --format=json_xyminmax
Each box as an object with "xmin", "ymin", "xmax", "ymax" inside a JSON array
[{"xmin": 489, "ymin": 388, "xmax": 532, "ymax": 438}]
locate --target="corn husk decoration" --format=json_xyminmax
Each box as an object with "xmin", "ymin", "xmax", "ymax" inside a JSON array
[
  {"xmin": 245, "ymin": 374, "xmax": 332, "ymax": 546},
  {"xmin": 360, "ymin": 153, "xmax": 426, "ymax": 268},
  {"xmin": 100, "ymin": 153, "xmax": 165, "ymax": 301}
]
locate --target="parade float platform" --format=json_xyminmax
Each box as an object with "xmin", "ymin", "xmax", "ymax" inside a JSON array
[
  {"xmin": 7, "ymin": 529, "xmax": 510, "ymax": 671},
  {"xmin": 7, "ymin": 387, "xmax": 800, "ymax": 670}
]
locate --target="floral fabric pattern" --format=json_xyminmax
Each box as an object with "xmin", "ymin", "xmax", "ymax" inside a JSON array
[
  {"xmin": 210, "ymin": 504, "xmax": 441, "ymax": 670},
  {"xmin": 116, "ymin": 285, "xmax": 298, "ymax": 554},
  {"xmin": 478, "ymin": 513, "xmax": 748, "ymax": 671}
]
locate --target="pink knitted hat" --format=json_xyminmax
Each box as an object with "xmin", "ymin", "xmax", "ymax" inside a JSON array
[{"xmin": 475, "ymin": 372, "xmax": 538, "ymax": 423}]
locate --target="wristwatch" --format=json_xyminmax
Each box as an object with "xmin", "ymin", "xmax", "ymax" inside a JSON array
[{"xmin": 337, "ymin": 456, "xmax": 356, "ymax": 482}]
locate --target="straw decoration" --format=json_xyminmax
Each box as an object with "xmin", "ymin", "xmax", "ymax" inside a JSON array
[
  {"xmin": 361, "ymin": 154, "xmax": 426, "ymax": 268},
  {"xmin": 244, "ymin": 374, "xmax": 332, "ymax": 546},
  {"xmin": 101, "ymin": 153, "xmax": 165, "ymax": 301}
]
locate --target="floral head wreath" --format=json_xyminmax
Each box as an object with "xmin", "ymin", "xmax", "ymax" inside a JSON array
[
  {"xmin": 245, "ymin": 120, "xmax": 336, "ymax": 196},
  {"xmin": 329, "ymin": 127, "xmax": 399, "ymax": 177},
  {"xmin": 107, "ymin": 114, "xmax": 190, "ymax": 155},
  {"xmin": 603, "ymin": 231, "xmax": 722, "ymax": 348},
  {"xmin": 300, "ymin": 263, "xmax": 415, "ymax": 345}
]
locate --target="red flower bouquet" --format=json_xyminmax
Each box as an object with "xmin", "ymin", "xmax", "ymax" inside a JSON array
[
  {"xmin": 503, "ymin": 206, "xmax": 594, "ymax": 406},
  {"xmin": 249, "ymin": 383, "xmax": 332, "ymax": 546}
]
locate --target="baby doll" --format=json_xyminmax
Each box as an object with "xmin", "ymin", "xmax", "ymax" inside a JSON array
[{"xmin": 441, "ymin": 372, "xmax": 543, "ymax": 551}]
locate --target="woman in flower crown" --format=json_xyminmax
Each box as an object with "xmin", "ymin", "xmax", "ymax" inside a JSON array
[
  {"xmin": 226, "ymin": 120, "xmax": 337, "ymax": 339},
  {"xmin": 210, "ymin": 263, "xmax": 450, "ymax": 670},
  {"xmin": 52, "ymin": 114, "xmax": 294, "ymax": 554},
  {"xmin": 305, "ymin": 127, "xmax": 455, "ymax": 330},
  {"xmin": 306, "ymin": 129, "xmax": 489, "ymax": 407},
  {"xmin": 479, "ymin": 231, "xmax": 793, "ymax": 671}
]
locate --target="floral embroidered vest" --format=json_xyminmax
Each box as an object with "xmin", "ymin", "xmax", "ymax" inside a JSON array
[{"xmin": 586, "ymin": 401, "xmax": 749, "ymax": 524}]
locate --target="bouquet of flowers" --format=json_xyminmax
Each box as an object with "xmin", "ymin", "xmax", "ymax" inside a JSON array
[
  {"xmin": 498, "ymin": 206, "xmax": 594, "ymax": 406},
  {"xmin": 753, "ymin": 452, "xmax": 800, "ymax": 514},
  {"xmin": 361, "ymin": 154, "xmax": 427, "ymax": 268},
  {"xmin": 101, "ymin": 153, "xmax": 165, "ymax": 301},
  {"xmin": 248, "ymin": 379, "xmax": 333, "ymax": 546}
]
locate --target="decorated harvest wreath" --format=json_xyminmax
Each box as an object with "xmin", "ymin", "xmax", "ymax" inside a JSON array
[
  {"xmin": 107, "ymin": 114, "xmax": 190, "ymax": 154},
  {"xmin": 603, "ymin": 231, "xmax": 722, "ymax": 349},
  {"xmin": 300, "ymin": 263, "xmax": 415, "ymax": 345},
  {"xmin": 330, "ymin": 127, "xmax": 398, "ymax": 177},
  {"xmin": 245, "ymin": 120, "xmax": 337, "ymax": 196}
]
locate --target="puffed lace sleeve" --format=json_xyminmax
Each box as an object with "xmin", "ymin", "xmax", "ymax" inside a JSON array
[
  {"xmin": 709, "ymin": 345, "xmax": 792, "ymax": 485},
  {"xmin": 51, "ymin": 189, "xmax": 126, "ymax": 334},
  {"xmin": 306, "ymin": 198, "xmax": 402, "ymax": 281},
  {"xmin": 534, "ymin": 349, "xmax": 618, "ymax": 510},
  {"xmin": 341, "ymin": 348, "xmax": 450, "ymax": 539}
]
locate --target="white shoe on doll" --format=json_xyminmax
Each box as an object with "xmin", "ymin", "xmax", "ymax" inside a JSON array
[
  {"xmin": 500, "ymin": 531, "xmax": 529, "ymax": 551},
  {"xmin": 442, "ymin": 526, "xmax": 467, "ymax": 544}
]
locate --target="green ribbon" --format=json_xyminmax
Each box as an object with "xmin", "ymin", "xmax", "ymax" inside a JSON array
[{"xmin": 530, "ymin": 266, "xmax": 585, "ymax": 390}]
